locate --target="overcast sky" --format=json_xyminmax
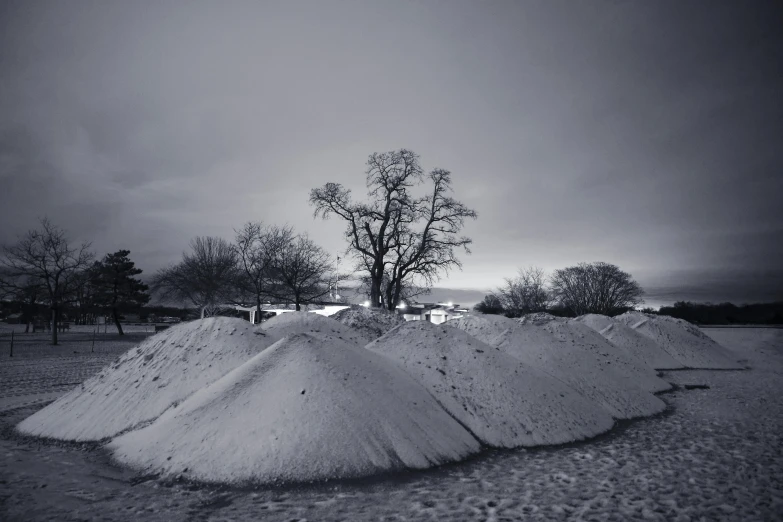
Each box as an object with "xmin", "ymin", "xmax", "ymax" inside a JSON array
[{"xmin": 1, "ymin": 0, "xmax": 781, "ymax": 305}]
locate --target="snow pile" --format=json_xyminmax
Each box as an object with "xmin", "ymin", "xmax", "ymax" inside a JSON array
[
  {"xmin": 367, "ymin": 321, "xmax": 614, "ymax": 447},
  {"xmin": 616, "ymin": 312, "xmax": 743, "ymax": 369},
  {"xmin": 17, "ymin": 318, "xmax": 276, "ymax": 441},
  {"xmin": 331, "ymin": 306, "xmax": 406, "ymax": 341},
  {"xmin": 448, "ymin": 315, "xmax": 666, "ymax": 419},
  {"xmin": 519, "ymin": 312, "xmax": 561, "ymax": 326},
  {"xmin": 446, "ymin": 313, "xmax": 520, "ymax": 347},
  {"xmin": 109, "ymin": 333, "xmax": 481, "ymax": 485},
  {"xmin": 522, "ymin": 315, "xmax": 670, "ymax": 393},
  {"xmin": 577, "ymin": 314, "xmax": 685, "ymax": 370},
  {"xmin": 260, "ymin": 311, "xmax": 372, "ymax": 346}
]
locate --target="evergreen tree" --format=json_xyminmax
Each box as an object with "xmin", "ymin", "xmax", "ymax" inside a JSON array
[{"xmin": 92, "ymin": 250, "xmax": 150, "ymax": 335}]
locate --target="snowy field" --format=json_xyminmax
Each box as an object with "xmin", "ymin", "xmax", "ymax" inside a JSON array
[{"xmin": 1, "ymin": 327, "xmax": 782, "ymax": 521}]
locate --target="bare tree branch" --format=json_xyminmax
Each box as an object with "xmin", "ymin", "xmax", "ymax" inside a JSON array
[{"xmin": 151, "ymin": 236, "xmax": 239, "ymax": 319}]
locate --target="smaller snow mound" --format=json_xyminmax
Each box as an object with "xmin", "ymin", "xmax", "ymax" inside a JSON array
[
  {"xmin": 17, "ymin": 317, "xmax": 276, "ymax": 441},
  {"xmin": 446, "ymin": 314, "xmax": 519, "ymax": 347},
  {"xmin": 109, "ymin": 333, "xmax": 481, "ymax": 485},
  {"xmin": 449, "ymin": 318, "xmax": 666, "ymax": 419},
  {"xmin": 577, "ymin": 314, "xmax": 685, "ymax": 370},
  {"xmin": 367, "ymin": 321, "xmax": 614, "ymax": 448},
  {"xmin": 331, "ymin": 306, "xmax": 405, "ymax": 341},
  {"xmin": 519, "ymin": 312, "xmax": 560, "ymax": 326},
  {"xmin": 260, "ymin": 311, "xmax": 372, "ymax": 346},
  {"xmin": 536, "ymin": 318, "xmax": 671, "ymax": 393},
  {"xmin": 616, "ymin": 312, "xmax": 743, "ymax": 370}
]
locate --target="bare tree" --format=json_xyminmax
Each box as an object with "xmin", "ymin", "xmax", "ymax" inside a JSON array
[
  {"xmin": 234, "ymin": 222, "xmax": 294, "ymax": 322},
  {"xmin": 71, "ymin": 268, "xmax": 99, "ymax": 326},
  {"xmin": 497, "ymin": 266, "xmax": 550, "ymax": 317},
  {"xmin": 0, "ymin": 218, "xmax": 93, "ymax": 345},
  {"xmin": 268, "ymin": 234, "xmax": 341, "ymax": 311},
  {"xmin": 151, "ymin": 236, "xmax": 239, "ymax": 319},
  {"xmin": 310, "ymin": 149, "xmax": 477, "ymax": 311},
  {"xmin": 549, "ymin": 262, "xmax": 644, "ymax": 316}
]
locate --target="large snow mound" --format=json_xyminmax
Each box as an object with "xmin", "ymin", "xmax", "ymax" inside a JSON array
[
  {"xmin": 367, "ymin": 321, "xmax": 614, "ymax": 448},
  {"xmin": 448, "ymin": 315, "xmax": 666, "ymax": 419},
  {"xmin": 109, "ymin": 333, "xmax": 481, "ymax": 485},
  {"xmin": 519, "ymin": 314, "xmax": 671, "ymax": 393},
  {"xmin": 260, "ymin": 311, "xmax": 372, "ymax": 346},
  {"xmin": 331, "ymin": 306, "xmax": 405, "ymax": 341},
  {"xmin": 17, "ymin": 317, "xmax": 276, "ymax": 441},
  {"xmin": 577, "ymin": 314, "xmax": 685, "ymax": 370},
  {"xmin": 616, "ymin": 312, "xmax": 743, "ymax": 369}
]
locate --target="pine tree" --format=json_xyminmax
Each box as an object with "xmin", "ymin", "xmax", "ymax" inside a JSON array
[{"xmin": 92, "ymin": 250, "xmax": 150, "ymax": 335}]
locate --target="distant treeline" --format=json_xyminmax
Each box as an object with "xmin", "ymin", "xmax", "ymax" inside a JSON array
[{"xmin": 656, "ymin": 301, "xmax": 783, "ymax": 325}]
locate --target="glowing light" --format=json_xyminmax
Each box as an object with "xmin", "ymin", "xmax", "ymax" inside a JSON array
[
  {"xmin": 362, "ymin": 300, "xmax": 370, "ymax": 307},
  {"xmin": 447, "ymin": 301, "xmax": 453, "ymax": 307}
]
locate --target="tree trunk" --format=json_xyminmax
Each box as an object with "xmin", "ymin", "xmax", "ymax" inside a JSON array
[
  {"xmin": 51, "ymin": 307, "xmax": 58, "ymax": 346},
  {"xmin": 112, "ymin": 307, "xmax": 124, "ymax": 335},
  {"xmin": 370, "ymin": 268, "xmax": 382, "ymax": 308},
  {"xmin": 256, "ymin": 297, "xmax": 262, "ymax": 324}
]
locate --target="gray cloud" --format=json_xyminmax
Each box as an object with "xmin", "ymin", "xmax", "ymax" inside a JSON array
[{"xmin": 0, "ymin": 0, "xmax": 781, "ymax": 303}]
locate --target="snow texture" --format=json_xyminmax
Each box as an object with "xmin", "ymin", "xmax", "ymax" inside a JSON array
[
  {"xmin": 109, "ymin": 333, "xmax": 481, "ymax": 485},
  {"xmin": 577, "ymin": 314, "xmax": 685, "ymax": 370},
  {"xmin": 519, "ymin": 314, "xmax": 672, "ymax": 394},
  {"xmin": 331, "ymin": 306, "xmax": 406, "ymax": 341},
  {"xmin": 2, "ymin": 327, "xmax": 782, "ymax": 521},
  {"xmin": 616, "ymin": 312, "xmax": 744, "ymax": 369},
  {"xmin": 17, "ymin": 317, "xmax": 276, "ymax": 441},
  {"xmin": 260, "ymin": 311, "xmax": 372, "ymax": 346},
  {"xmin": 367, "ymin": 321, "xmax": 615, "ymax": 448},
  {"xmin": 448, "ymin": 314, "xmax": 666, "ymax": 419}
]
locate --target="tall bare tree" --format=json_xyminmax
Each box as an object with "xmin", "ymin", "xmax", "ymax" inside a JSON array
[
  {"xmin": 310, "ymin": 149, "xmax": 477, "ymax": 310},
  {"xmin": 549, "ymin": 262, "xmax": 644, "ymax": 316},
  {"xmin": 234, "ymin": 222, "xmax": 294, "ymax": 322},
  {"xmin": 497, "ymin": 266, "xmax": 550, "ymax": 317},
  {"xmin": 0, "ymin": 218, "xmax": 93, "ymax": 345},
  {"xmin": 268, "ymin": 234, "xmax": 340, "ymax": 311},
  {"xmin": 151, "ymin": 236, "xmax": 239, "ymax": 318}
]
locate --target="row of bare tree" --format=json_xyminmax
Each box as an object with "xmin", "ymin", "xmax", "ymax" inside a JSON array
[
  {"xmin": 476, "ymin": 263, "xmax": 645, "ymax": 317},
  {"xmin": 151, "ymin": 224, "xmax": 342, "ymax": 319},
  {"xmin": 0, "ymin": 218, "xmax": 342, "ymax": 343},
  {"xmin": 1, "ymin": 149, "xmax": 480, "ymax": 343}
]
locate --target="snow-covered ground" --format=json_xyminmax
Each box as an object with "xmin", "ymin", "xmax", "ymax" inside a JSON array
[{"xmin": 0, "ymin": 327, "xmax": 780, "ymax": 521}]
